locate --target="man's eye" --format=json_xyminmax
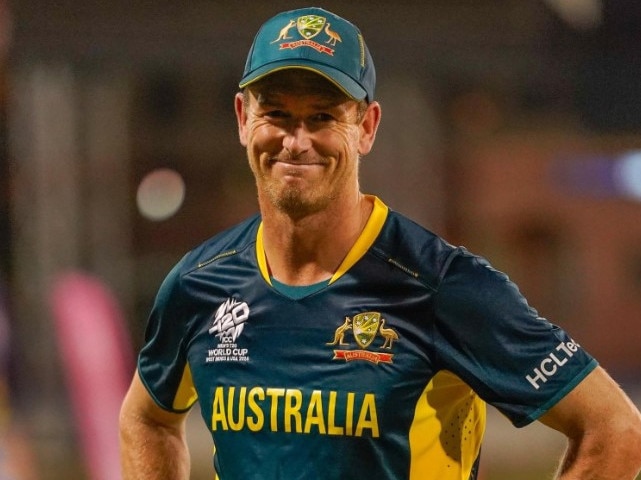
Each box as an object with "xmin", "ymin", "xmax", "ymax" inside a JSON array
[
  {"xmin": 310, "ymin": 113, "xmax": 335, "ymax": 123},
  {"xmin": 264, "ymin": 110, "xmax": 288, "ymax": 119}
]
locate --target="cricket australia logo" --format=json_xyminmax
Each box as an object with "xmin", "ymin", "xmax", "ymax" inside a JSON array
[
  {"xmin": 205, "ymin": 298, "xmax": 250, "ymax": 364},
  {"xmin": 271, "ymin": 14, "xmax": 341, "ymax": 55},
  {"xmin": 327, "ymin": 312, "xmax": 399, "ymax": 364}
]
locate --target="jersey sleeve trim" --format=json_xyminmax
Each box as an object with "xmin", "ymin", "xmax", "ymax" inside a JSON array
[
  {"xmin": 136, "ymin": 362, "xmax": 194, "ymax": 413},
  {"xmin": 515, "ymin": 358, "xmax": 598, "ymax": 428}
]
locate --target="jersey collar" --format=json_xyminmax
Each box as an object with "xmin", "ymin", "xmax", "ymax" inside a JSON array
[{"xmin": 256, "ymin": 195, "xmax": 389, "ymax": 286}]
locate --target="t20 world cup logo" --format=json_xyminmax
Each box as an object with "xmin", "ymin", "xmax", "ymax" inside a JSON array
[{"xmin": 209, "ymin": 298, "xmax": 250, "ymax": 342}]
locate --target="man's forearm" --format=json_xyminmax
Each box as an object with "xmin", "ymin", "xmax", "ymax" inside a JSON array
[
  {"xmin": 555, "ymin": 432, "xmax": 641, "ymax": 480},
  {"xmin": 120, "ymin": 415, "xmax": 190, "ymax": 480}
]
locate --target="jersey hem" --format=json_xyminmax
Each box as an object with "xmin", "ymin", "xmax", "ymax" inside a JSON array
[{"xmin": 515, "ymin": 358, "xmax": 598, "ymax": 428}]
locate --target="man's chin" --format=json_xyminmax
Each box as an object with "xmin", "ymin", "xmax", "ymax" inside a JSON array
[{"xmin": 272, "ymin": 190, "xmax": 329, "ymax": 219}]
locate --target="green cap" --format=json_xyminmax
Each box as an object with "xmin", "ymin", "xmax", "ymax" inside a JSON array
[{"xmin": 239, "ymin": 7, "xmax": 376, "ymax": 101}]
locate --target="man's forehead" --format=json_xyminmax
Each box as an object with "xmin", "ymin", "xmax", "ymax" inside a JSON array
[{"xmin": 247, "ymin": 69, "xmax": 349, "ymax": 103}]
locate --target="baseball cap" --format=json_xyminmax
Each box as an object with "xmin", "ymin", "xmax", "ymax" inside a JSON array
[{"xmin": 239, "ymin": 7, "xmax": 376, "ymax": 101}]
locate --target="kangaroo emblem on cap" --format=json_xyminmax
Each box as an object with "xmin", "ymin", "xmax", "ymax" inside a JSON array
[{"xmin": 271, "ymin": 19, "xmax": 296, "ymax": 43}]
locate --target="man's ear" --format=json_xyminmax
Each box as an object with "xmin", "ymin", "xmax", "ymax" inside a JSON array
[
  {"xmin": 358, "ymin": 101, "xmax": 382, "ymax": 156},
  {"xmin": 235, "ymin": 92, "xmax": 248, "ymax": 147}
]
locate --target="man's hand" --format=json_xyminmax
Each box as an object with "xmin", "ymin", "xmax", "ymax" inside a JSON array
[{"xmin": 539, "ymin": 366, "xmax": 641, "ymax": 479}]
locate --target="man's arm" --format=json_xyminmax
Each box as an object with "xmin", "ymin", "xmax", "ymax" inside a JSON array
[
  {"xmin": 538, "ymin": 366, "xmax": 641, "ymax": 480},
  {"xmin": 119, "ymin": 371, "xmax": 191, "ymax": 480}
]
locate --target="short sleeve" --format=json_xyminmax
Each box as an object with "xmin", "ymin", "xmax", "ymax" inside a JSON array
[
  {"xmin": 432, "ymin": 249, "xmax": 597, "ymax": 427},
  {"xmin": 137, "ymin": 256, "xmax": 198, "ymax": 412}
]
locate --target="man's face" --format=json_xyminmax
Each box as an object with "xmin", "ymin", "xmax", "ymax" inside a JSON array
[{"xmin": 236, "ymin": 70, "xmax": 377, "ymax": 219}]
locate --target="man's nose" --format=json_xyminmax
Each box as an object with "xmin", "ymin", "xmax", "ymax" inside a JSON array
[{"xmin": 282, "ymin": 123, "xmax": 312, "ymax": 156}]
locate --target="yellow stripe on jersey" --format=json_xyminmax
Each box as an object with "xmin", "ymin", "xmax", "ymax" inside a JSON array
[
  {"xmin": 330, "ymin": 195, "xmax": 388, "ymax": 284},
  {"xmin": 255, "ymin": 195, "xmax": 389, "ymax": 285},
  {"xmin": 172, "ymin": 363, "xmax": 198, "ymax": 410},
  {"xmin": 256, "ymin": 222, "xmax": 272, "ymax": 285},
  {"xmin": 409, "ymin": 371, "xmax": 485, "ymax": 480},
  {"xmin": 213, "ymin": 443, "xmax": 218, "ymax": 480}
]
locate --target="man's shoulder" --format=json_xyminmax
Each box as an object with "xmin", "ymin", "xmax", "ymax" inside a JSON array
[
  {"xmin": 373, "ymin": 210, "xmax": 460, "ymax": 288},
  {"xmin": 378, "ymin": 210, "xmax": 457, "ymax": 258},
  {"xmin": 178, "ymin": 214, "xmax": 262, "ymax": 273}
]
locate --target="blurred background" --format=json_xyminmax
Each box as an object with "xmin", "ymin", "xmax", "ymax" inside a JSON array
[{"xmin": 1, "ymin": 0, "xmax": 641, "ymax": 478}]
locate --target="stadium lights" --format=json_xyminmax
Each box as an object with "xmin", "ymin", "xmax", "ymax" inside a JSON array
[{"xmin": 542, "ymin": 0, "xmax": 603, "ymax": 30}]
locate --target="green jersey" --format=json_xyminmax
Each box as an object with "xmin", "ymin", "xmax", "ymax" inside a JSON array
[{"xmin": 138, "ymin": 196, "xmax": 597, "ymax": 479}]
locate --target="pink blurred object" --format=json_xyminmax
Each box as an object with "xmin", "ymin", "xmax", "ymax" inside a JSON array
[{"xmin": 49, "ymin": 272, "xmax": 134, "ymax": 480}]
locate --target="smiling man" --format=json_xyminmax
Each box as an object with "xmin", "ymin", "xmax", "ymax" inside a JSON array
[
  {"xmin": 240, "ymin": 70, "xmax": 374, "ymax": 221},
  {"xmin": 119, "ymin": 7, "xmax": 641, "ymax": 480}
]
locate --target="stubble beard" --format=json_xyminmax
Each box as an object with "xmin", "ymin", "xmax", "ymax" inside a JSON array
[
  {"xmin": 263, "ymin": 178, "xmax": 333, "ymax": 219},
  {"xmin": 252, "ymin": 147, "xmax": 359, "ymax": 220},
  {"xmin": 254, "ymin": 151, "xmax": 336, "ymax": 219}
]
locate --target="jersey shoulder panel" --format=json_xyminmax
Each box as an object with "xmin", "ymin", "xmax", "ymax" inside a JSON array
[
  {"xmin": 149, "ymin": 213, "xmax": 261, "ymax": 320},
  {"xmin": 179, "ymin": 214, "xmax": 262, "ymax": 275},
  {"xmin": 371, "ymin": 210, "xmax": 460, "ymax": 292}
]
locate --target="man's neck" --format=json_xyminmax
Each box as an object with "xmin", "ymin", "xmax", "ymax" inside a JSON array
[{"xmin": 260, "ymin": 194, "xmax": 374, "ymax": 286}]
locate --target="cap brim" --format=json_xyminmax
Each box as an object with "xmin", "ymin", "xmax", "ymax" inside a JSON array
[{"xmin": 239, "ymin": 60, "xmax": 367, "ymax": 101}]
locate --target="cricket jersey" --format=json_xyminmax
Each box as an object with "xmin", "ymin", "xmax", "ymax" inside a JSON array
[{"xmin": 137, "ymin": 196, "xmax": 597, "ymax": 480}]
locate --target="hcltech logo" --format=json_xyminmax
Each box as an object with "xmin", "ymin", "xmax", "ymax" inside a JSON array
[
  {"xmin": 327, "ymin": 312, "xmax": 399, "ymax": 364},
  {"xmin": 525, "ymin": 339, "xmax": 581, "ymax": 390},
  {"xmin": 206, "ymin": 298, "xmax": 250, "ymax": 363}
]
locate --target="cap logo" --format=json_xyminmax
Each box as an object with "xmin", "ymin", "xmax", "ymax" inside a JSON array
[
  {"xmin": 271, "ymin": 15, "xmax": 340, "ymax": 56},
  {"xmin": 296, "ymin": 15, "xmax": 325, "ymax": 40},
  {"xmin": 242, "ymin": 8, "xmax": 375, "ymax": 101}
]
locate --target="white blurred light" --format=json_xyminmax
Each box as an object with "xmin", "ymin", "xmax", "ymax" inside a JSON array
[
  {"xmin": 614, "ymin": 151, "xmax": 641, "ymax": 200},
  {"xmin": 136, "ymin": 168, "xmax": 186, "ymax": 221},
  {"xmin": 543, "ymin": 0, "xmax": 603, "ymax": 30}
]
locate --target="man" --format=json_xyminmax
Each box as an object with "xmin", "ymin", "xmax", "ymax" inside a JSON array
[{"xmin": 119, "ymin": 7, "xmax": 641, "ymax": 479}]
